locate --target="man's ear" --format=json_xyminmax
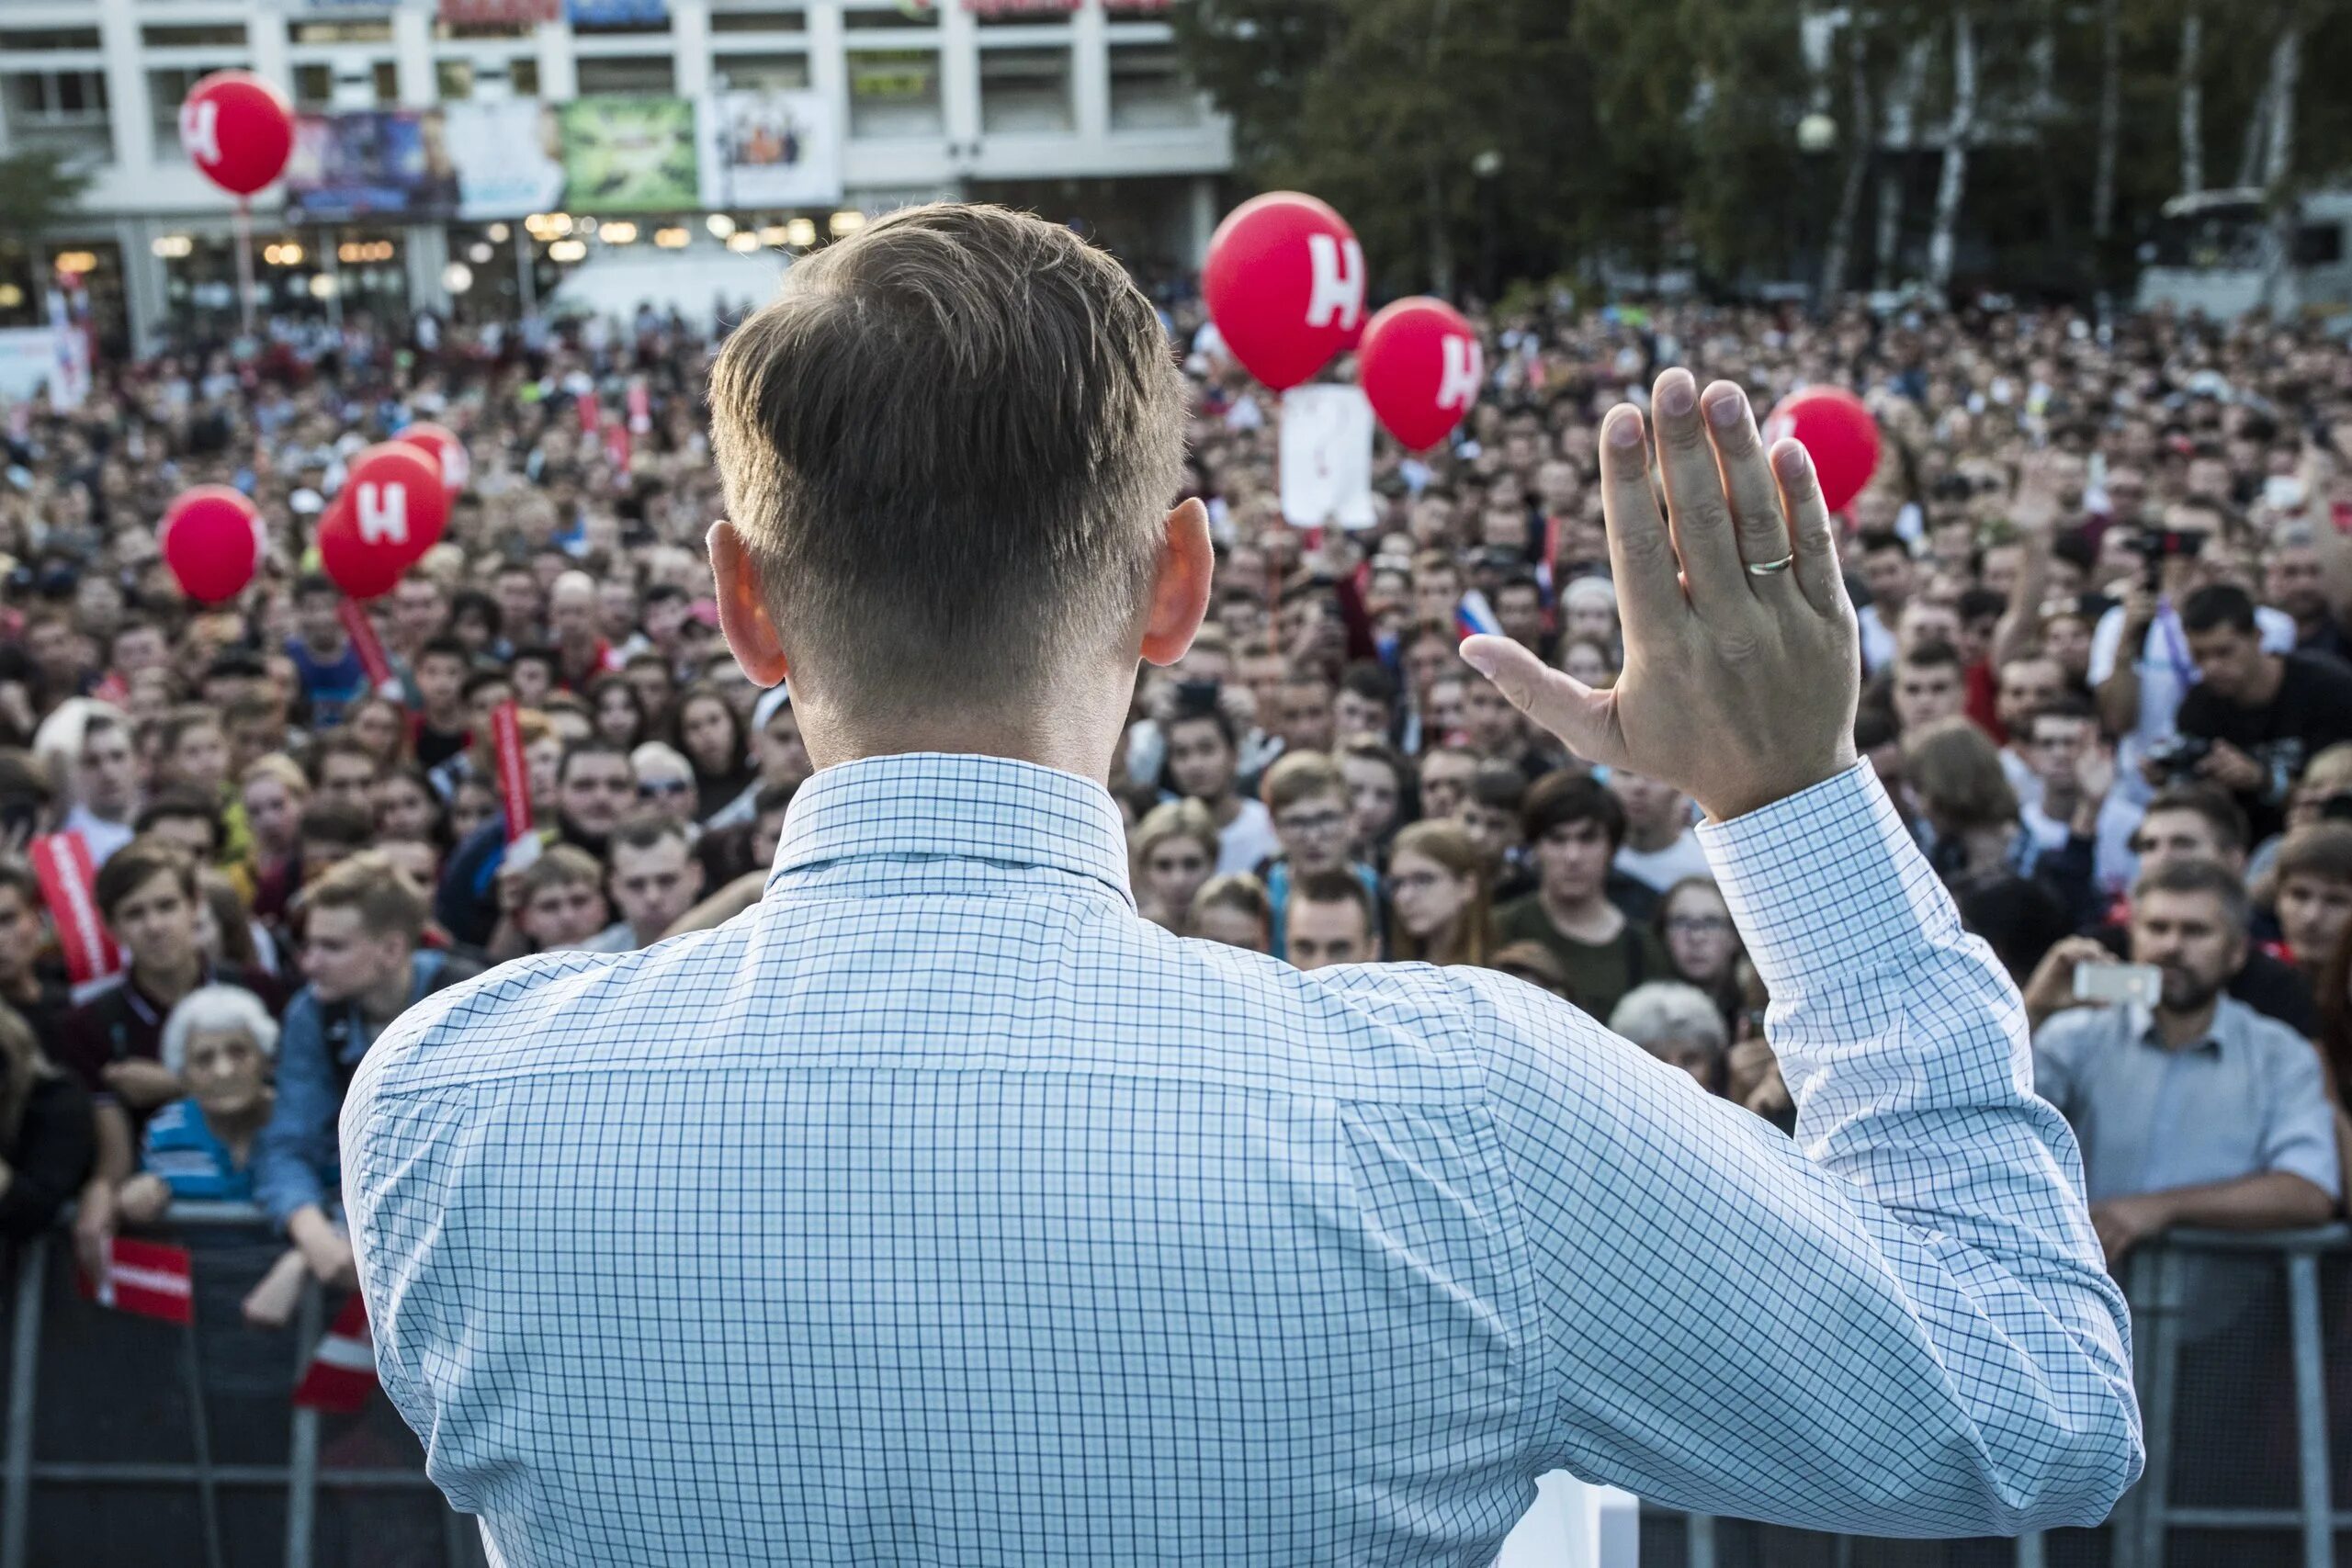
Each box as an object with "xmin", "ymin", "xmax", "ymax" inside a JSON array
[
  {"xmin": 707, "ymin": 521, "xmax": 789, "ymax": 687},
  {"xmin": 1140, "ymin": 497, "xmax": 1215, "ymax": 668}
]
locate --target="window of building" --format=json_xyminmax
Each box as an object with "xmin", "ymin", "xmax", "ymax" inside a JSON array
[
  {"xmin": 842, "ymin": 4, "xmax": 935, "ymax": 29},
  {"xmin": 1, "ymin": 70, "xmax": 110, "ymax": 159},
  {"xmin": 436, "ymin": 59, "xmax": 474, "ymax": 101},
  {"xmin": 288, "ymin": 20, "xmax": 394, "ymax": 45},
  {"xmin": 713, "ymin": 54, "xmax": 811, "ymax": 93},
  {"xmin": 511, "ymin": 58, "xmax": 541, "ymax": 96},
  {"xmin": 292, "ymin": 63, "xmax": 334, "ymax": 108},
  {"xmin": 0, "ymin": 29, "xmax": 101, "ymax": 52},
  {"xmin": 971, "ymin": 1, "xmax": 1080, "ymax": 26},
  {"xmin": 575, "ymin": 55, "xmax": 675, "ymax": 96},
  {"xmin": 978, "ymin": 47, "xmax": 1071, "ymax": 135},
  {"xmin": 435, "ymin": 21, "xmax": 537, "ymax": 42},
  {"xmin": 150, "ymin": 66, "xmax": 244, "ymax": 160},
  {"xmin": 1107, "ymin": 42, "xmax": 1195, "ymax": 130},
  {"xmin": 2298, "ymin": 224, "xmax": 2346, "ymax": 267},
  {"xmin": 141, "ymin": 25, "xmax": 251, "ymax": 50},
  {"xmin": 710, "ymin": 8, "xmax": 808, "ymax": 35},
  {"xmin": 374, "ymin": 61, "xmax": 401, "ymax": 105},
  {"xmin": 847, "ymin": 50, "xmax": 940, "ymax": 140}
]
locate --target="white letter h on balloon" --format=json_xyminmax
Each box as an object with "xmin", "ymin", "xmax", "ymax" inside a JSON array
[
  {"xmin": 1304, "ymin": 234, "xmax": 1364, "ymax": 329},
  {"xmin": 1437, "ymin": 336, "xmax": 1483, "ymax": 411},
  {"xmin": 356, "ymin": 483, "xmax": 410, "ymax": 547}
]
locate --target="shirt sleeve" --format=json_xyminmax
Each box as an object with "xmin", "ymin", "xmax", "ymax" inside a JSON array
[
  {"xmin": 2086, "ymin": 605, "xmax": 2127, "ymax": 688},
  {"xmin": 1473, "ymin": 761, "xmax": 2142, "ymax": 1537},
  {"xmin": 2256, "ymin": 1030, "xmax": 2341, "ymax": 1201},
  {"xmin": 250, "ymin": 996, "xmax": 335, "ymax": 1229}
]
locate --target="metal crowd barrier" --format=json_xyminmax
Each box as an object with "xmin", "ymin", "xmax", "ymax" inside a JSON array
[
  {"xmin": 6, "ymin": 1212, "xmax": 2346, "ymax": 1567},
  {"xmin": 1647, "ymin": 1224, "xmax": 2352, "ymax": 1568},
  {"xmin": 0, "ymin": 1201, "xmax": 481, "ymax": 1568}
]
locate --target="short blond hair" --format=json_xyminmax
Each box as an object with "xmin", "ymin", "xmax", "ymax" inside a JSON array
[{"xmin": 306, "ymin": 849, "xmax": 427, "ymax": 942}]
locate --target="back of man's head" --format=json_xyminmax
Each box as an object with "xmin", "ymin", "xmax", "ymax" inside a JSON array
[
  {"xmin": 708, "ymin": 202, "xmax": 1185, "ymax": 719},
  {"xmin": 308, "ymin": 849, "xmax": 428, "ymax": 948}
]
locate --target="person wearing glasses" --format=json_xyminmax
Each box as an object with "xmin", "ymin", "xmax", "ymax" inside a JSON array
[
  {"xmin": 1385, "ymin": 818, "xmax": 1493, "ymax": 967},
  {"xmin": 1657, "ymin": 874, "xmax": 1744, "ymax": 1024},
  {"xmin": 628, "ymin": 741, "xmax": 702, "ymax": 829},
  {"xmin": 1256, "ymin": 751, "xmax": 1382, "ymax": 961}
]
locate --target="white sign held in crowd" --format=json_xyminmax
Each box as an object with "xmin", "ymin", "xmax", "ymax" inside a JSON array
[{"xmin": 1278, "ymin": 383, "xmax": 1376, "ymax": 531}]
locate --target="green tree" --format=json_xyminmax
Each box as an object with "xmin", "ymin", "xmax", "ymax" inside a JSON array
[{"xmin": 0, "ymin": 147, "xmax": 91, "ymax": 242}]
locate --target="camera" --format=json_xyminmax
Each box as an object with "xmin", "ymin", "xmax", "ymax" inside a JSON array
[{"xmin": 2143, "ymin": 733, "xmax": 2211, "ymax": 784}]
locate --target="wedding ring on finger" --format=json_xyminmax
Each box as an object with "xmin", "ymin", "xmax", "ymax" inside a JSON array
[{"xmin": 1746, "ymin": 553, "xmax": 1795, "ymax": 577}]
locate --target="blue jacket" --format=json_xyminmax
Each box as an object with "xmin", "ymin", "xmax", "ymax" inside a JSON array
[{"xmin": 252, "ymin": 949, "xmax": 477, "ymax": 1229}]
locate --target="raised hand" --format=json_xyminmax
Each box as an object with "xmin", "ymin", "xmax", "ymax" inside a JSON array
[{"xmin": 1460, "ymin": 368, "xmax": 1860, "ymax": 823}]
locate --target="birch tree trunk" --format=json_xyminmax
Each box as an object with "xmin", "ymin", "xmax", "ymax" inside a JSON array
[
  {"xmin": 1874, "ymin": 37, "xmax": 1931, "ymax": 287},
  {"xmin": 2258, "ymin": 19, "xmax": 2302, "ymax": 310},
  {"xmin": 1926, "ymin": 8, "xmax": 1976, "ymax": 293},
  {"xmin": 1820, "ymin": 22, "xmax": 1873, "ymax": 302}
]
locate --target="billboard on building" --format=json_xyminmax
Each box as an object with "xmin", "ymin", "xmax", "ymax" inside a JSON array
[
  {"xmin": 436, "ymin": 0, "xmax": 560, "ymax": 21},
  {"xmin": 699, "ymin": 90, "xmax": 842, "ymax": 209},
  {"xmin": 566, "ymin": 0, "xmax": 668, "ymax": 20},
  {"xmin": 557, "ymin": 97, "xmax": 700, "ymax": 211},
  {"xmin": 446, "ymin": 100, "xmax": 565, "ymax": 219},
  {"xmin": 285, "ymin": 110, "xmax": 460, "ymax": 223}
]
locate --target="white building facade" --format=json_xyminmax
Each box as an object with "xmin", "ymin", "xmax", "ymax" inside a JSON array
[{"xmin": 0, "ymin": 0, "xmax": 1232, "ymax": 355}]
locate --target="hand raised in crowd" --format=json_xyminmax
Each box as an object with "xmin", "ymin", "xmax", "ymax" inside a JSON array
[
  {"xmin": 2195, "ymin": 739, "xmax": 2265, "ymax": 795},
  {"xmin": 1460, "ymin": 367, "xmax": 1859, "ymax": 824},
  {"xmin": 2010, "ymin": 447, "xmax": 2067, "ymax": 538}
]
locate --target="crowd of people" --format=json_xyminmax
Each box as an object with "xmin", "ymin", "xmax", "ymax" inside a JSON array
[{"xmin": 0, "ymin": 275, "xmax": 2346, "ymax": 1338}]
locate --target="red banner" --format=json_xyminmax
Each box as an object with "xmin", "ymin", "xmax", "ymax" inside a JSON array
[
  {"xmin": 576, "ymin": 390, "xmax": 602, "ymax": 434},
  {"xmin": 626, "ymin": 377, "xmax": 650, "ymax": 434},
  {"xmin": 490, "ymin": 701, "xmax": 535, "ymax": 850},
  {"xmin": 436, "ymin": 0, "xmax": 558, "ymax": 21},
  {"xmin": 31, "ymin": 831, "xmax": 120, "ymax": 987},
  {"xmin": 293, "ymin": 1294, "xmax": 379, "ymax": 1412},
  {"xmin": 78, "ymin": 1236, "xmax": 194, "ymax": 1325},
  {"xmin": 337, "ymin": 599, "xmax": 397, "ymax": 694}
]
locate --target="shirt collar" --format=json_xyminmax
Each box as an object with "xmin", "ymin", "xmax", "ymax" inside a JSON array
[
  {"xmin": 2132, "ymin": 994, "xmax": 2238, "ymax": 1057},
  {"xmin": 769, "ymin": 752, "xmax": 1136, "ymax": 909}
]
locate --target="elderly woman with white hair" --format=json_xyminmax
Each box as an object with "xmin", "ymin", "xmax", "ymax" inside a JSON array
[
  {"xmin": 116, "ymin": 986, "xmax": 322, "ymax": 1326},
  {"xmin": 115, "ymin": 985, "xmax": 280, "ymax": 1223},
  {"xmin": 1607, "ymin": 980, "xmax": 1730, "ymax": 1096}
]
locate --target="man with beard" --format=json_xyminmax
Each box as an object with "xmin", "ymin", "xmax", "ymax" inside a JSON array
[{"xmin": 2030, "ymin": 857, "xmax": 2335, "ymax": 1269}]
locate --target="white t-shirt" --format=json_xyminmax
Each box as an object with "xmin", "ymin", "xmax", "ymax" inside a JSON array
[
  {"xmin": 1613, "ymin": 830, "xmax": 1713, "ymax": 895},
  {"xmin": 2087, "ymin": 600, "xmax": 2296, "ymax": 761},
  {"xmin": 1216, "ymin": 798, "xmax": 1283, "ymax": 877}
]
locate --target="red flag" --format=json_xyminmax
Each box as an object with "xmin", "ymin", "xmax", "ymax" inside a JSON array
[
  {"xmin": 604, "ymin": 420, "xmax": 632, "ymax": 479},
  {"xmin": 293, "ymin": 1294, "xmax": 379, "ymax": 1412},
  {"xmin": 31, "ymin": 831, "xmax": 120, "ymax": 987},
  {"xmin": 490, "ymin": 701, "xmax": 537, "ymax": 861},
  {"xmin": 77, "ymin": 1236, "xmax": 193, "ymax": 1325},
  {"xmin": 337, "ymin": 599, "xmax": 397, "ymax": 694},
  {"xmin": 576, "ymin": 390, "xmax": 602, "ymax": 434},
  {"xmin": 626, "ymin": 377, "xmax": 651, "ymax": 434}
]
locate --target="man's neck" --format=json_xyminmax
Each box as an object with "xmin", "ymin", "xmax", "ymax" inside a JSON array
[
  {"xmin": 424, "ymin": 701, "xmax": 463, "ymax": 729},
  {"xmin": 134, "ymin": 955, "xmax": 203, "ymax": 1010},
  {"xmin": 1624, "ymin": 820, "xmax": 1682, "ymax": 854},
  {"xmin": 1539, "ymin": 886, "xmax": 1620, "ymax": 941},
  {"xmin": 2245, "ymin": 653, "xmax": 2288, "ymax": 707},
  {"xmin": 2153, "ymin": 997, "xmax": 2221, "ymax": 1051},
  {"xmin": 358, "ymin": 963, "xmax": 414, "ymax": 1026},
  {"xmin": 305, "ymin": 633, "xmax": 345, "ymax": 660},
  {"xmin": 80, "ymin": 798, "xmax": 131, "ymax": 826}
]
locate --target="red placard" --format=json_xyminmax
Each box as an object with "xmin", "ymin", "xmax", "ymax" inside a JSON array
[
  {"xmin": 337, "ymin": 598, "xmax": 396, "ymax": 694},
  {"xmin": 490, "ymin": 701, "xmax": 534, "ymax": 847},
  {"xmin": 77, "ymin": 1236, "xmax": 194, "ymax": 1325},
  {"xmin": 293, "ymin": 1294, "xmax": 379, "ymax": 1412},
  {"xmin": 31, "ymin": 831, "xmax": 120, "ymax": 987}
]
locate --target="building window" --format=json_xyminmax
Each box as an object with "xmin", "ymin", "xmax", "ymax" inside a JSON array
[
  {"xmin": 292, "ymin": 63, "xmax": 334, "ymax": 109},
  {"xmin": 373, "ymin": 61, "xmax": 401, "ymax": 105},
  {"xmin": 141, "ymin": 25, "xmax": 251, "ymax": 50},
  {"xmin": 437, "ymin": 60, "xmax": 474, "ymax": 101},
  {"xmin": 1107, "ymin": 43, "xmax": 1195, "ymax": 130},
  {"xmin": 511, "ymin": 58, "xmax": 541, "ymax": 97},
  {"xmin": 710, "ymin": 8, "xmax": 808, "ymax": 35},
  {"xmin": 0, "ymin": 29, "xmax": 101, "ymax": 51},
  {"xmin": 288, "ymin": 20, "xmax": 394, "ymax": 45},
  {"xmin": 575, "ymin": 55, "xmax": 675, "ymax": 96},
  {"xmin": 979, "ymin": 47, "xmax": 1071, "ymax": 136},
  {"xmin": 842, "ymin": 4, "xmax": 934, "ymax": 29},
  {"xmin": 847, "ymin": 50, "xmax": 940, "ymax": 140},
  {"xmin": 1, "ymin": 70, "xmax": 110, "ymax": 159},
  {"xmin": 713, "ymin": 54, "xmax": 811, "ymax": 93}
]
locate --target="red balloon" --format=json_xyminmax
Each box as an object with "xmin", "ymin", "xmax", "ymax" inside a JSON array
[
  {"xmin": 159, "ymin": 486, "xmax": 265, "ymax": 604},
  {"xmin": 1202, "ymin": 192, "xmax": 1364, "ymax": 391},
  {"xmin": 178, "ymin": 71, "xmax": 293, "ymax": 197},
  {"xmin": 394, "ymin": 422, "xmax": 469, "ymax": 497},
  {"xmin": 1357, "ymin": 297, "xmax": 1483, "ymax": 452},
  {"xmin": 1763, "ymin": 386, "xmax": 1882, "ymax": 513},
  {"xmin": 318, "ymin": 445, "xmax": 447, "ymax": 600}
]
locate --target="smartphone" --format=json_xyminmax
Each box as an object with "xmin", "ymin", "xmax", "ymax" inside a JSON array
[{"xmin": 2075, "ymin": 963, "xmax": 2162, "ymax": 1010}]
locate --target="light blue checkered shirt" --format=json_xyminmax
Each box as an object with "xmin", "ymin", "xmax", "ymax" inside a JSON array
[{"xmin": 344, "ymin": 752, "xmax": 2142, "ymax": 1566}]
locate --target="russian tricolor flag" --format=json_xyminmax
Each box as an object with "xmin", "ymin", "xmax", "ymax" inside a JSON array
[{"xmin": 1454, "ymin": 589, "xmax": 1503, "ymax": 644}]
